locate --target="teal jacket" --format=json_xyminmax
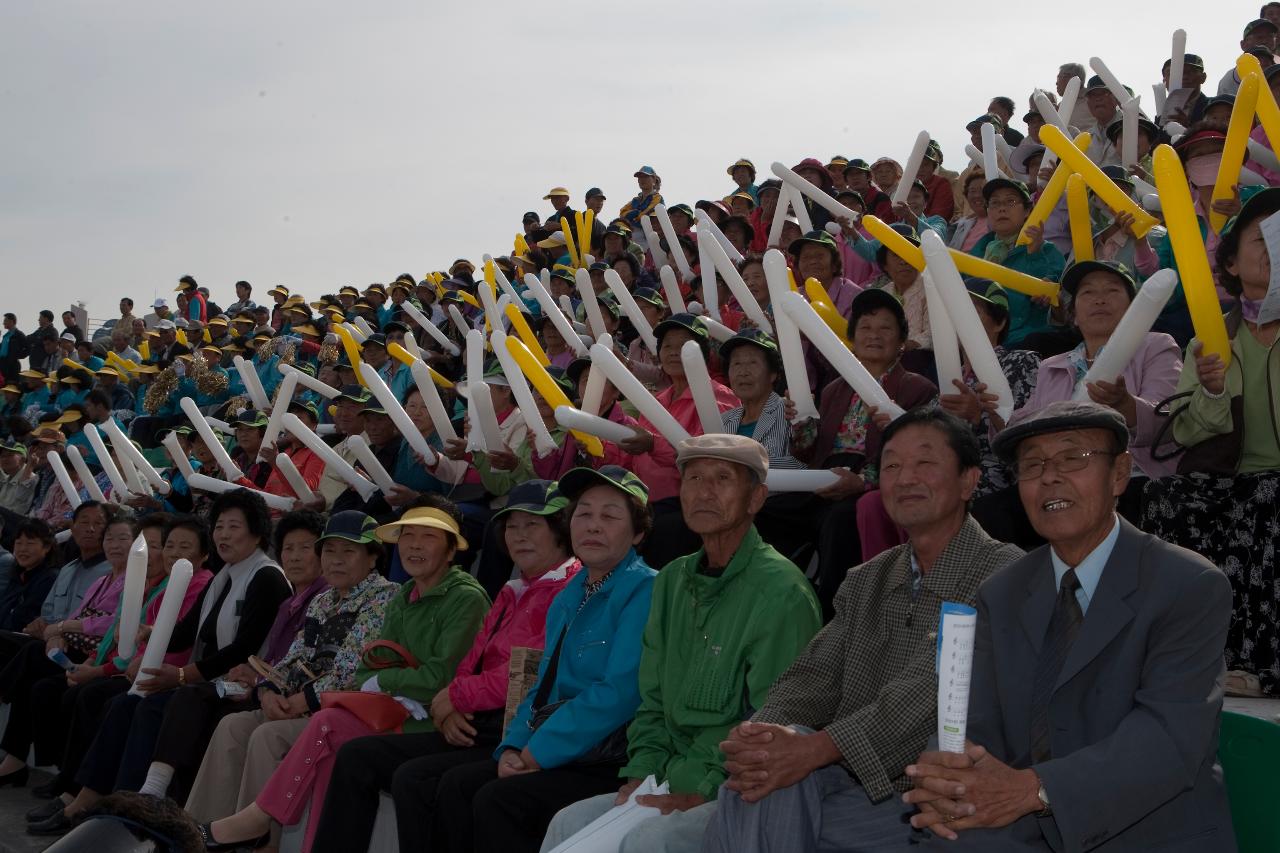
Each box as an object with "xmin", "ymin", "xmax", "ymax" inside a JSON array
[
  {"xmin": 499, "ymin": 548, "xmax": 656, "ymax": 767},
  {"xmin": 969, "ymin": 233, "xmax": 1066, "ymax": 346},
  {"xmin": 621, "ymin": 527, "xmax": 821, "ymax": 798}
]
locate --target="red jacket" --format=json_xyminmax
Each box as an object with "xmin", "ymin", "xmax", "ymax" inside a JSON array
[
  {"xmin": 447, "ymin": 558, "xmax": 580, "ymax": 714},
  {"xmin": 922, "ymin": 173, "xmax": 955, "ymax": 222}
]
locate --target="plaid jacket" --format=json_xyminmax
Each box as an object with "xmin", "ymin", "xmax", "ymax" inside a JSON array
[{"xmin": 752, "ymin": 515, "xmax": 1022, "ymax": 801}]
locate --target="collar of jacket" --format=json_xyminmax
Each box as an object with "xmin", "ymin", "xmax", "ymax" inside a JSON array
[
  {"xmin": 681, "ymin": 525, "xmax": 766, "ymax": 601},
  {"xmin": 403, "ymin": 566, "xmax": 484, "ymax": 604},
  {"xmin": 883, "ymin": 515, "xmax": 991, "ymax": 597}
]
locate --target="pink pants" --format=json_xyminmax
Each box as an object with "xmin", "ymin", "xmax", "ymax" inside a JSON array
[
  {"xmin": 255, "ymin": 707, "xmax": 377, "ymax": 853},
  {"xmin": 856, "ymin": 489, "xmax": 907, "ymax": 561}
]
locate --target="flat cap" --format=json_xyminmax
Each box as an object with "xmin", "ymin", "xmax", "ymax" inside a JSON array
[
  {"xmin": 992, "ymin": 400, "xmax": 1128, "ymax": 462},
  {"xmin": 676, "ymin": 434, "xmax": 769, "ymax": 482}
]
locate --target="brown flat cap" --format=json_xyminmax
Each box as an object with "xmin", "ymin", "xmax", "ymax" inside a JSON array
[{"xmin": 676, "ymin": 434, "xmax": 769, "ymax": 482}]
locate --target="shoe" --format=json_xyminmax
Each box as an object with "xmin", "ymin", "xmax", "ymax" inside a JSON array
[
  {"xmin": 26, "ymin": 808, "xmax": 73, "ymax": 836},
  {"xmin": 197, "ymin": 822, "xmax": 270, "ymax": 852},
  {"xmin": 31, "ymin": 776, "xmax": 64, "ymax": 799},
  {"xmin": 26, "ymin": 799, "xmax": 65, "ymax": 823},
  {"xmin": 0, "ymin": 765, "xmax": 28, "ymax": 788}
]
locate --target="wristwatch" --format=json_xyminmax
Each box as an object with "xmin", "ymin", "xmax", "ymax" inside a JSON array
[{"xmin": 1036, "ymin": 782, "xmax": 1052, "ymax": 817}]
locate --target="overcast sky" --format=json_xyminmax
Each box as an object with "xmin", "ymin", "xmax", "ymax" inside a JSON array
[{"xmin": 0, "ymin": 2, "xmax": 1250, "ymax": 328}]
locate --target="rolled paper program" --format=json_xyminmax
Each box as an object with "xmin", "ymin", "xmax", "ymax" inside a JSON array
[
  {"xmin": 66, "ymin": 445, "xmax": 107, "ymax": 503},
  {"xmin": 894, "ymin": 131, "xmax": 933, "ymax": 205},
  {"xmin": 115, "ymin": 535, "xmax": 149, "ymax": 659},
  {"xmin": 491, "ymin": 330, "xmax": 558, "ymax": 456},
  {"xmin": 83, "ymin": 422, "xmax": 131, "ymax": 500},
  {"xmin": 554, "ymin": 406, "xmax": 637, "ymax": 444},
  {"xmin": 923, "ymin": 271, "xmax": 963, "ymax": 396},
  {"xmin": 259, "ymin": 372, "xmax": 300, "ymax": 462},
  {"xmin": 765, "ymin": 469, "xmax": 840, "ymax": 492},
  {"xmin": 282, "ymin": 413, "xmax": 378, "ymax": 501},
  {"xmin": 47, "ymin": 452, "xmax": 81, "ymax": 510},
  {"xmin": 1073, "ymin": 269, "xmax": 1178, "ymax": 399},
  {"xmin": 1153, "ymin": 144, "xmax": 1232, "ymax": 365},
  {"xmin": 233, "ymin": 355, "xmax": 271, "ymax": 409},
  {"xmin": 1211, "ymin": 73, "xmax": 1260, "ymax": 234},
  {"xmin": 408, "ymin": 361, "xmax": 458, "ymax": 444},
  {"xmin": 680, "ymin": 340, "xmax": 727, "ymax": 435},
  {"xmin": 920, "ymin": 231, "xmax": 1015, "ymax": 420},
  {"xmin": 358, "ymin": 362, "xmax": 437, "ymax": 464},
  {"xmin": 575, "ymin": 268, "xmax": 609, "ymax": 340},
  {"xmin": 589, "ymin": 342, "xmax": 691, "ymax": 446},
  {"xmin": 278, "ymin": 363, "xmax": 340, "ymax": 399},
  {"xmin": 181, "ymin": 397, "xmax": 244, "ymax": 481},
  {"xmin": 1066, "ymin": 174, "xmax": 1095, "ymax": 262},
  {"xmin": 762, "ymin": 250, "xmax": 819, "ymax": 422},
  {"xmin": 604, "ymin": 269, "xmax": 659, "ymax": 352},
  {"xmin": 780, "ymin": 292, "xmax": 906, "ymax": 421},
  {"xmin": 128, "ymin": 559, "xmax": 194, "ymax": 697},
  {"xmin": 655, "ymin": 204, "xmax": 694, "ymax": 280},
  {"xmin": 347, "ymin": 435, "xmax": 396, "ymax": 494},
  {"xmin": 936, "ymin": 602, "xmax": 978, "ymax": 753}
]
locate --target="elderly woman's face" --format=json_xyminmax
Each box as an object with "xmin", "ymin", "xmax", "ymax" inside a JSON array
[
  {"xmin": 396, "ymin": 525, "xmax": 455, "ymax": 584},
  {"xmin": 742, "ymin": 263, "xmax": 769, "ymax": 305},
  {"xmin": 504, "ymin": 511, "xmax": 567, "ymax": 577},
  {"xmin": 103, "ymin": 522, "xmax": 135, "ymax": 569},
  {"xmin": 278, "ymin": 527, "xmax": 321, "ymax": 588},
  {"xmin": 570, "ymin": 484, "xmax": 641, "ymax": 572},
  {"xmin": 871, "ymin": 163, "xmax": 899, "ymax": 187},
  {"xmin": 162, "ymin": 526, "xmax": 206, "ymax": 575},
  {"xmin": 1072, "ymin": 272, "xmax": 1133, "ymax": 341},
  {"xmin": 851, "ymin": 308, "xmax": 904, "ymax": 366},
  {"xmin": 320, "ymin": 538, "xmax": 378, "ymax": 594},
  {"xmin": 213, "ymin": 507, "xmax": 258, "ymax": 564},
  {"xmin": 658, "ymin": 329, "xmax": 697, "ymax": 379},
  {"xmin": 1225, "ymin": 216, "xmax": 1272, "ymax": 296},
  {"xmin": 13, "ymin": 533, "xmax": 51, "ymax": 570},
  {"xmin": 727, "ymin": 345, "xmax": 775, "ymax": 405},
  {"xmin": 796, "ymin": 244, "xmax": 835, "ymax": 285}
]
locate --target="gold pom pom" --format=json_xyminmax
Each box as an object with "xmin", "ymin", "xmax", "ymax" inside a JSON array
[{"xmin": 143, "ymin": 367, "xmax": 178, "ymax": 414}]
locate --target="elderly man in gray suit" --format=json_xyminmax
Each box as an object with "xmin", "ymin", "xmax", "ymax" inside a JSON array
[{"xmin": 905, "ymin": 400, "xmax": 1235, "ymax": 851}]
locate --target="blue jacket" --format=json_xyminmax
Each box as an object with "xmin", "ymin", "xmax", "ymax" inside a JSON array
[{"xmin": 497, "ymin": 548, "xmax": 656, "ymax": 768}]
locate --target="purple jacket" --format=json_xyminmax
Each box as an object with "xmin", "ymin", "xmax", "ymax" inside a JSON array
[
  {"xmin": 1016, "ymin": 332, "xmax": 1182, "ymax": 477},
  {"xmin": 263, "ymin": 575, "xmax": 330, "ymax": 665}
]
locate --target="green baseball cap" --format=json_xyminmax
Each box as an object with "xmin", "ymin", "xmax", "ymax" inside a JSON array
[
  {"xmin": 654, "ymin": 313, "xmax": 708, "ymax": 345},
  {"xmin": 492, "ymin": 479, "xmax": 570, "ymax": 522},
  {"xmin": 963, "ymin": 278, "xmax": 1011, "ymax": 314},
  {"xmin": 230, "ymin": 409, "xmax": 269, "ymax": 428},
  {"xmin": 288, "ymin": 399, "xmax": 321, "ymax": 421},
  {"xmin": 1060, "ymin": 260, "xmax": 1137, "ymax": 300},
  {"xmin": 0, "ymin": 439, "xmax": 27, "ymax": 456},
  {"xmin": 316, "ymin": 510, "xmax": 381, "ymax": 547},
  {"xmin": 557, "ymin": 465, "xmax": 649, "ymax": 506},
  {"xmin": 787, "ymin": 229, "xmax": 842, "ymax": 261},
  {"xmin": 632, "ymin": 287, "xmax": 665, "ymax": 309},
  {"xmin": 719, "ymin": 328, "xmax": 781, "ymax": 366}
]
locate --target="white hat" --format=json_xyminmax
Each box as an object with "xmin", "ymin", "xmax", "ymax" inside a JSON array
[
  {"xmin": 155, "ymin": 319, "xmax": 176, "ymax": 331},
  {"xmin": 59, "ymin": 332, "xmax": 77, "ymax": 343},
  {"xmin": 152, "ymin": 298, "xmax": 167, "ymax": 309}
]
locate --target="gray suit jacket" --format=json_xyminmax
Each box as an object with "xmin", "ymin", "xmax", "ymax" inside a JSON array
[{"xmin": 966, "ymin": 518, "xmax": 1235, "ymax": 852}]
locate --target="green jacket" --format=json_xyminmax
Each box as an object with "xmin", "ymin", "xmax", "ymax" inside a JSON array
[
  {"xmin": 356, "ymin": 567, "xmax": 490, "ymax": 732},
  {"xmin": 620, "ymin": 527, "xmax": 822, "ymax": 799}
]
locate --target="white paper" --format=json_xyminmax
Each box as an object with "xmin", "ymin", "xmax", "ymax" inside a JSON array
[
  {"xmin": 936, "ymin": 602, "xmax": 977, "ymax": 753},
  {"xmin": 546, "ymin": 775, "xmax": 670, "ymax": 853}
]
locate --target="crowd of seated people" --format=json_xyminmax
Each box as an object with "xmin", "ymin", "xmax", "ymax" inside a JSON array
[{"xmin": 2, "ymin": 12, "xmax": 1279, "ymax": 851}]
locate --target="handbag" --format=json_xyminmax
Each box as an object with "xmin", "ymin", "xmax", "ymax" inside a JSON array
[
  {"xmin": 317, "ymin": 638, "xmax": 421, "ymax": 733},
  {"xmin": 527, "ymin": 628, "xmax": 629, "ymax": 767},
  {"xmin": 319, "ymin": 691, "xmax": 409, "ymax": 733}
]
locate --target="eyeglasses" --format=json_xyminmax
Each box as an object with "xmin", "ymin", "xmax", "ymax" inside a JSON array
[{"xmin": 1013, "ymin": 447, "xmax": 1118, "ymax": 481}]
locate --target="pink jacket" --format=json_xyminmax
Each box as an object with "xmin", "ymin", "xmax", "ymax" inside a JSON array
[
  {"xmin": 447, "ymin": 558, "xmax": 580, "ymax": 714},
  {"xmin": 1016, "ymin": 333, "xmax": 1182, "ymax": 477}
]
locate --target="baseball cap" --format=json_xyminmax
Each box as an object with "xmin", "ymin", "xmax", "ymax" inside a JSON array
[
  {"xmin": 492, "ymin": 479, "xmax": 570, "ymax": 522},
  {"xmin": 557, "ymin": 465, "xmax": 649, "ymax": 505},
  {"xmin": 316, "ymin": 510, "xmax": 381, "ymax": 547}
]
